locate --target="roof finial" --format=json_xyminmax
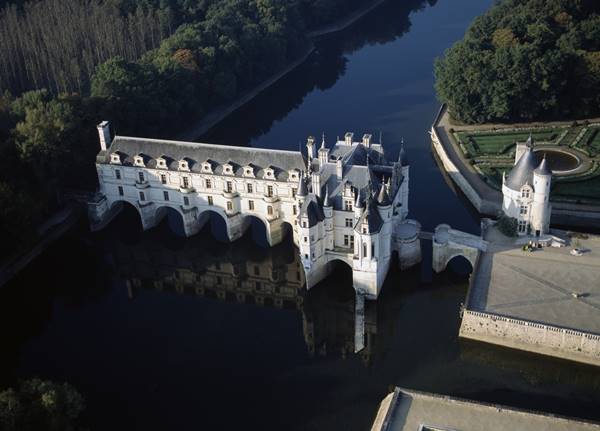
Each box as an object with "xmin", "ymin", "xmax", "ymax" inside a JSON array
[
  {"xmin": 321, "ymin": 132, "xmax": 326, "ymax": 149},
  {"xmin": 323, "ymin": 185, "xmax": 330, "ymax": 207},
  {"xmin": 379, "ymin": 130, "xmax": 383, "ymax": 146}
]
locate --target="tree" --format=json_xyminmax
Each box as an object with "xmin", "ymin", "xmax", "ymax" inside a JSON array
[{"xmin": 0, "ymin": 379, "xmax": 85, "ymax": 431}]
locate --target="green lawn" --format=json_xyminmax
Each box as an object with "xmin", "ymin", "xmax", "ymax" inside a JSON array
[
  {"xmin": 478, "ymin": 165, "xmax": 512, "ymax": 189},
  {"xmin": 552, "ymin": 175, "xmax": 600, "ymax": 203},
  {"xmin": 456, "ymin": 128, "xmax": 562, "ymax": 157},
  {"xmin": 578, "ymin": 127, "xmax": 600, "ymax": 157}
]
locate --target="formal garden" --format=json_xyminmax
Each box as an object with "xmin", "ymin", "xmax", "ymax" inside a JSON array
[{"xmin": 450, "ymin": 122, "xmax": 600, "ymax": 205}]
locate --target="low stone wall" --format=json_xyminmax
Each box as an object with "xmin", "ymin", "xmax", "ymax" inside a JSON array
[
  {"xmin": 430, "ymin": 122, "xmax": 484, "ymax": 212},
  {"xmin": 460, "ymin": 309, "xmax": 600, "ymax": 367}
]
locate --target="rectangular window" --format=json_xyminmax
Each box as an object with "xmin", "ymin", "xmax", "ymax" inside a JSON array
[
  {"xmin": 118, "ymin": 186, "xmax": 124, "ymax": 196},
  {"xmin": 267, "ymin": 205, "xmax": 273, "ymax": 216},
  {"xmin": 363, "ymin": 243, "xmax": 368, "ymax": 258},
  {"xmin": 206, "ymin": 179, "xmax": 212, "ymax": 189},
  {"xmin": 371, "ymin": 244, "xmax": 375, "ymax": 258},
  {"xmin": 344, "ymin": 235, "xmax": 349, "ymax": 246},
  {"xmin": 267, "ymin": 185, "xmax": 273, "ymax": 197},
  {"xmin": 163, "ymin": 191, "xmax": 169, "ymax": 201},
  {"xmin": 292, "ymin": 205, "xmax": 297, "ymax": 215},
  {"xmin": 248, "ymin": 200, "xmax": 255, "ymax": 210},
  {"xmin": 247, "ymin": 183, "xmax": 253, "ymax": 193},
  {"xmin": 518, "ymin": 220, "xmax": 527, "ymax": 233},
  {"xmin": 160, "ymin": 174, "xmax": 167, "ymax": 184},
  {"xmin": 520, "ymin": 205, "xmax": 528, "ymax": 215},
  {"xmin": 139, "ymin": 191, "xmax": 145, "ymax": 201},
  {"xmin": 138, "ymin": 172, "xmax": 145, "ymax": 183},
  {"xmin": 208, "ymin": 196, "xmax": 213, "ymax": 206},
  {"xmin": 184, "ymin": 196, "xmax": 190, "ymax": 206},
  {"xmin": 182, "ymin": 176, "xmax": 190, "ymax": 189},
  {"xmin": 302, "ymin": 221, "xmax": 307, "ymax": 228},
  {"xmin": 304, "ymin": 237, "xmax": 308, "ymax": 243},
  {"xmin": 226, "ymin": 201, "xmax": 233, "ymax": 211},
  {"xmin": 344, "ymin": 200, "xmax": 353, "ymax": 211},
  {"xmin": 350, "ymin": 236, "xmax": 354, "ymax": 249},
  {"xmin": 345, "ymin": 218, "xmax": 353, "ymax": 227},
  {"xmin": 292, "ymin": 188, "xmax": 297, "ymax": 198},
  {"xmin": 255, "ymin": 281, "xmax": 262, "ymax": 291},
  {"xmin": 226, "ymin": 181, "xmax": 233, "ymax": 193},
  {"xmin": 115, "ymin": 169, "xmax": 121, "ymax": 180}
]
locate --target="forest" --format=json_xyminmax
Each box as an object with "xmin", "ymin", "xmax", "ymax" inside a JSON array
[
  {"xmin": 434, "ymin": 0, "xmax": 600, "ymax": 124},
  {"xmin": 0, "ymin": 0, "xmax": 378, "ymax": 258}
]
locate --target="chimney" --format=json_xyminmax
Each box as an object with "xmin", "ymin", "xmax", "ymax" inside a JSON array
[
  {"xmin": 336, "ymin": 157, "xmax": 343, "ymax": 178},
  {"xmin": 362, "ymin": 134, "xmax": 372, "ymax": 147},
  {"xmin": 344, "ymin": 132, "xmax": 353, "ymax": 146},
  {"xmin": 97, "ymin": 121, "xmax": 111, "ymax": 151}
]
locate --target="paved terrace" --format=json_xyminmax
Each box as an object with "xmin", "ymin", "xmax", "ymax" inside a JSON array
[
  {"xmin": 468, "ymin": 228, "xmax": 600, "ymax": 334},
  {"xmin": 372, "ymin": 388, "xmax": 600, "ymax": 431}
]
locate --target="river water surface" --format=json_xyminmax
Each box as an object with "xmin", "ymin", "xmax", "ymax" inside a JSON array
[{"xmin": 2, "ymin": 1, "xmax": 600, "ymax": 430}]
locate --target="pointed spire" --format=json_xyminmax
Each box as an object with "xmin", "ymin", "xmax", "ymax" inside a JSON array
[
  {"xmin": 379, "ymin": 130, "xmax": 383, "ymax": 146},
  {"xmin": 323, "ymin": 185, "xmax": 331, "ymax": 207},
  {"xmin": 398, "ymin": 140, "xmax": 409, "ymax": 166},
  {"xmin": 355, "ymin": 189, "xmax": 363, "ymax": 208},
  {"xmin": 377, "ymin": 181, "xmax": 391, "ymax": 206},
  {"xmin": 321, "ymin": 132, "xmax": 326, "ymax": 149},
  {"xmin": 526, "ymin": 133, "xmax": 534, "ymax": 148},
  {"xmin": 534, "ymin": 154, "xmax": 551, "ymax": 176},
  {"xmin": 297, "ymin": 172, "xmax": 307, "ymax": 197}
]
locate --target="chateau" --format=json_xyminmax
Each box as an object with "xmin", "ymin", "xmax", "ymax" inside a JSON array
[
  {"xmin": 89, "ymin": 122, "xmax": 422, "ymax": 299},
  {"xmin": 501, "ymin": 135, "xmax": 552, "ymax": 236}
]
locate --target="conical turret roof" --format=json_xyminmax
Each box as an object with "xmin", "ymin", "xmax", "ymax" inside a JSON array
[
  {"xmin": 505, "ymin": 147, "xmax": 537, "ymax": 191},
  {"xmin": 377, "ymin": 182, "xmax": 391, "ymax": 206},
  {"xmin": 534, "ymin": 155, "xmax": 551, "ymax": 176},
  {"xmin": 297, "ymin": 173, "xmax": 308, "ymax": 197},
  {"xmin": 398, "ymin": 140, "xmax": 409, "ymax": 166}
]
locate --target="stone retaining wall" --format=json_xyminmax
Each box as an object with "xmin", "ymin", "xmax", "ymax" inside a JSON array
[{"xmin": 460, "ymin": 309, "xmax": 600, "ymax": 367}]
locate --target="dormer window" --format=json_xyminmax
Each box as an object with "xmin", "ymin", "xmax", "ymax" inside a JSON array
[
  {"xmin": 134, "ymin": 155, "xmax": 145, "ymax": 167},
  {"xmin": 244, "ymin": 166, "xmax": 255, "ymax": 177},
  {"xmin": 179, "ymin": 159, "xmax": 190, "ymax": 171},
  {"xmin": 289, "ymin": 170, "xmax": 298, "ymax": 181},
  {"xmin": 521, "ymin": 187, "xmax": 531, "ymax": 199},
  {"xmin": 223, "ymin": 164, "xmax": 233, "ymax": 175},
  {"xmin": 202, "ymin": 162, "xmax": 212, "ymax": 173},
  {"xmin": 110, "ymin": 153, "xmax": 121, "ymax": 164},
  {"xmin": 157, "ymin": 157, "xmax": 167, "ymax": 169},
  {"xmin": 264, "ymin": 168, "xmax": 274, "ymax": 179}
]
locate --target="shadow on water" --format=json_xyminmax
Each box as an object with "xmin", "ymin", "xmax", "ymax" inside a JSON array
[{"xmin": 202, "ymin": 0, "xmax": 438, "ymax": 147}]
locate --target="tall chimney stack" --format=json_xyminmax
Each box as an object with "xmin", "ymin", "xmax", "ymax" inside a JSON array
[{"xmin": 97, "ymin": 121, "xmax": 111, "ymax": 151}]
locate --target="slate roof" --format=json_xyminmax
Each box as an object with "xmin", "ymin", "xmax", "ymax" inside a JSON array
[
  {"xmin": 299, "ymin": 196, "xmax": 325, "ymax": 227},
  {"xmin": 505, "ymin": 148, "xmax": 537, "ymax": 191},
  {"xmin": 534, "ymin": 155, "xmax": 551, "ymax": 176},
  {"xmin": 100, "ymin": 136, "xmax": 306, "ymax": 181},
  {"xmin": 355, "ymin": 199, "xmax": 383, "ymax": 234}
]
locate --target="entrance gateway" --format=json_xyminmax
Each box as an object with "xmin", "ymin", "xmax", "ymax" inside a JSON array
[{"xmin": 88, "ymin": 122, "xmax": 482, "ymax": 299}]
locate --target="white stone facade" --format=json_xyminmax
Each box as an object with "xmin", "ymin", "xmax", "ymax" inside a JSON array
[
  {"xmin": 89, "ymin": 123, "xmax": 421, "ymax": 299},
  {"xmin": 502, "ymin": 136, "xmax": 552, "ymax": 236}
]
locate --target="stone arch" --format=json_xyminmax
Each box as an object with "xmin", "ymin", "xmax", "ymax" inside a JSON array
[
  {"xmin": 108, "ymin": 199, "xmax": 144, "ymax": 229},
  {"xmin": 197, "ymin": 208, "xmax": 230, "ymax": 242},
  {"xmin": 243, "ymin": 214, "xmax": 270, "ymax": 248},
  {"xmin": 432, "ymin": 224, "xmax": 484, "ymax": 274},
  {"xmin": 445, "ymin": 254, "xmax": 475, "ymax": 275},
  {"xmin": 154, "ymin": 205, "xmax": 187, "ymax": 237},
  {"xmin": 433, "ymin": 249, "xmax": 478, "ymax": 274}
]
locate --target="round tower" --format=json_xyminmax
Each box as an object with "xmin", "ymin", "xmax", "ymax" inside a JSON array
[{"xmin": 531, "ymin": 156, "xmax": 552, "ymax": 236}]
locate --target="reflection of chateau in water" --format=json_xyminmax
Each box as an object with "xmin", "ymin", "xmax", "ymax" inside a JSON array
[{"xmin": 108, "ymin": 234, "xmax": 399, "ymax": 365}]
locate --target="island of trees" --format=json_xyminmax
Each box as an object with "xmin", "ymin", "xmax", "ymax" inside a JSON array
[
  {"xmin": 434, "ymin": 0, "xmax": 600, "ymax": 124},
  {"xmin": 0, "ymin": 0, "xmax": 381, "ymax": 258}
]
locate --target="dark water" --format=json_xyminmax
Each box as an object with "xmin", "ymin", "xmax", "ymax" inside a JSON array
[
  {"xmin": 534, "ymin": 149, "xmax": 580, "ymax": 172},
  {"xmin": 2, "ymin": 1, "xmax": 600, "ymax": 430}
]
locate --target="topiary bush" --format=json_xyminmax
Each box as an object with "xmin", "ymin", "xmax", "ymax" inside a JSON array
[{"xmin": 496, "ymin": 213, "xmax": 518, "ymax": 237}]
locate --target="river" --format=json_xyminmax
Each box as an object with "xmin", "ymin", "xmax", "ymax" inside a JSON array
[{"xmin": 2, "ymin": 1, "xmax": 600, "ymax": 430}]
